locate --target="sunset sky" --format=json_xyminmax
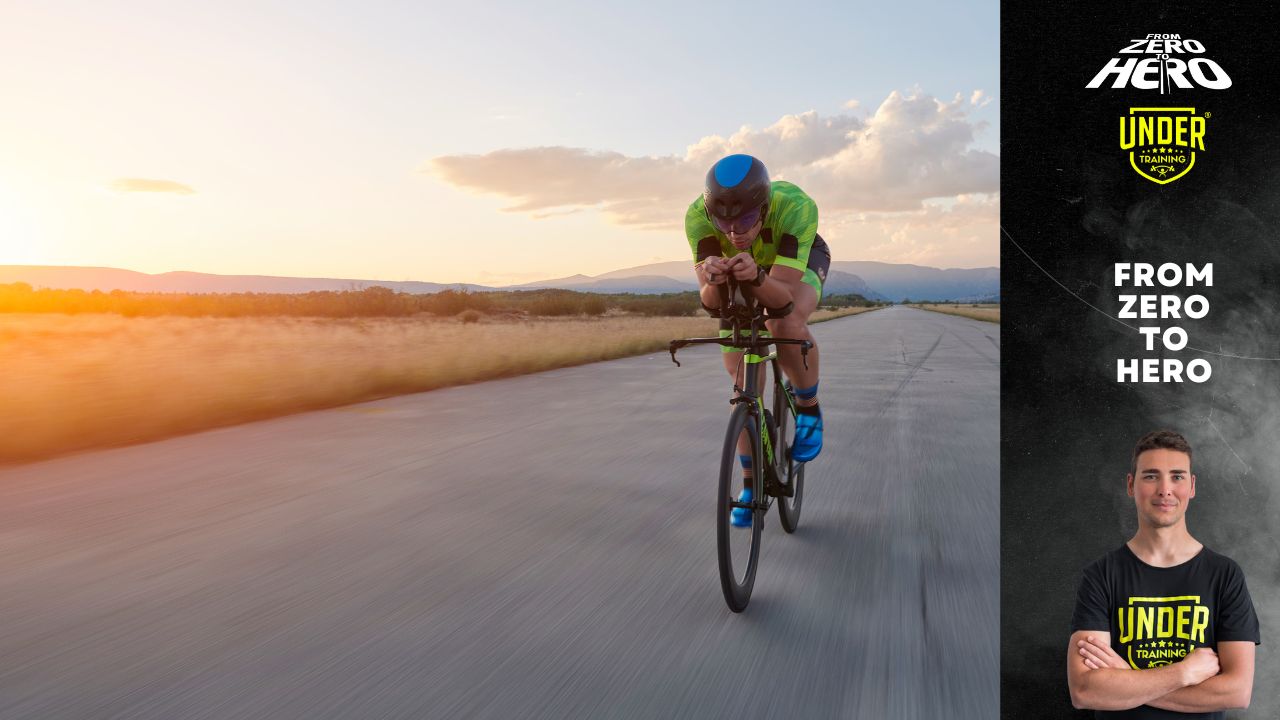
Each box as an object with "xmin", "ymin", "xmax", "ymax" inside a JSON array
[{"xmin": 0, "ymin": 1, "xmax": 998, "ymax": 286}]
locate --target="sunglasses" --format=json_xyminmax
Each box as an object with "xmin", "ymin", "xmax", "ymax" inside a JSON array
[{"xmin": 711, "ymin": 206, "xmax": 762, "ymax": 235}]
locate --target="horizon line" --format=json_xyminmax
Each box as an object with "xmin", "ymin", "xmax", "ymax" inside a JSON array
[{"xmin": 1, "ymin": 260, "xmax": 1004, "ymax": 289}]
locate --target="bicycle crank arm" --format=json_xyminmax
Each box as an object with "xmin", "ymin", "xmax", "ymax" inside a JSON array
[{"xmin": 763, "ymin": 473, "xmax": 795, "ymax": 498}]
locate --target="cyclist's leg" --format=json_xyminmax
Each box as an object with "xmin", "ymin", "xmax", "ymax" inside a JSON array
[
  {"xmin": 722, "ymin": 347, "xmax": 767, "ymax": 525},
  {"xmin": 720, "ymin": 343, "xmax": 769, "ymax": 386},
  {"xmin": 727, "ymin": 345, "xmax": 762, "ymax": 420},
  {"xmin": 765, "ymin": 236, "xmax": 828, "ymax": 461},
  {"xmin": 765, "ymin": 233, "xmax": 828, "ymax": 392},
  {"xmin": 765, "ymin": 285, "xmax": 823, "ymax": 461},
  {"xmin": 721, "ymin": 347, "xmax": 766, "ymax": 457},
  {"xmin": 764, "ymin": 279, "xmax": 820, "ymax": 391}
]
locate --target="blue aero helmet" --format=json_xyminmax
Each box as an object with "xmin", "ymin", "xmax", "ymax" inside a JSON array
[{"xmin": 704, "ymin": 154, "xmax": 771, "ymax": 234}]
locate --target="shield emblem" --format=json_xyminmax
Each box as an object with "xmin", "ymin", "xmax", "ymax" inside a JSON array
[{"xmin": 1120, "ymin": 107, "xmax": 1206, "ymax": 185}]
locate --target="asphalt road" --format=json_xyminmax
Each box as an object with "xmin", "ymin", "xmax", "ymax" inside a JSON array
[{"xmin": 0, "ymin": 306, "xmax": 999, "ymax": 719}]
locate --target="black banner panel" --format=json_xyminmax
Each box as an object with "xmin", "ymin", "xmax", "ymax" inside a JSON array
[{"xmin": 1002, "ymin": 3, "xmax": 1279, "ymax": 719}]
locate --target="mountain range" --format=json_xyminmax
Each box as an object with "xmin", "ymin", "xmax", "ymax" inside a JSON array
[
  {"xmin": 1, "ymin": 260, "xmax": 1000, "ymax": 303},
  {"xmin": 509, "ymin": 260, "xmax": 999, "ymax": 302}
]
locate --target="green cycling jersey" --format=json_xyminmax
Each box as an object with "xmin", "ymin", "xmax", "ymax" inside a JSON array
[{"xmin": 685, "ymin": 180, "xmax": 819, "ymax": 273}]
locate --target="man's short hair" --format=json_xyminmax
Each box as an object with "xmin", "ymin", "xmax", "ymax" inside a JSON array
[{"xmin": 1132, "ymin": 429, "xmax": 1193, "ymax": 473}]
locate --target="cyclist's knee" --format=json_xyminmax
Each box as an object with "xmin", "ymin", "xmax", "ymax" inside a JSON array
[
  {"xmin": 790, "ymin": 283, "xmax": 820, "ymax": 318},
  {"xmin": 767, "ymin": 314, "xmax": 809, "ymax": 338}
]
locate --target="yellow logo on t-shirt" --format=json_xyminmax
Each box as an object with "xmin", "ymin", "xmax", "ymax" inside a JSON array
[{"xmin": 1116, "ymin": 595, "xmax": 1209, "ymax": 668}]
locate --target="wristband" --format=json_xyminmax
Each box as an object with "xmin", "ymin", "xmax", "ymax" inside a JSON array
[{"xmin": 749, "ymin": 265, "xmax": 767, "ymax": 287}]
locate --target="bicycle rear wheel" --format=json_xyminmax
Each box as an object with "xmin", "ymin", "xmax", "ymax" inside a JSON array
[
  {"xmin": 717, "ymin": 403, "xmax": 762, "ymax": 612},
  {"xmin": 774, "ymin": 380, "xmax": 805, "ymax": 533}
]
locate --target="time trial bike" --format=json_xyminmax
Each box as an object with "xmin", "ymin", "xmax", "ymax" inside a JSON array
[{"xmin": 669, "ymin": 278, "xmax": 811, "ymax": 612}]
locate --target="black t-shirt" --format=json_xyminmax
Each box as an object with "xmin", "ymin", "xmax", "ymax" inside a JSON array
[{"xmin": 1071, "ymin": 544, "xmax": 1261, "ymax": 719}]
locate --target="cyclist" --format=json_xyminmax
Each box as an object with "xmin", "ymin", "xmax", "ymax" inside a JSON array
[{"xmin": 686, "ymin": 154, "xmax": 831, "ymax": 527}]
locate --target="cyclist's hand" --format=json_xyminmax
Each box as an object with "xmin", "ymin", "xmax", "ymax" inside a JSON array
[
  {"xmin": 701, "ymin": 257, "xmax": 729, "ymax": 285},
  {"xmin": 727, "ymin": 253, "xmax": 758, "ymax": 282}
]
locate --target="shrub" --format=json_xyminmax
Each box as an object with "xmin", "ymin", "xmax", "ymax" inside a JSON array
[
  {"xmin": 425, "ymin": 289, "xmax": 472, "ymax": 316},
  {"xmin": 527, "ymin": 294, "xmax": 580, "ymax": 316}
]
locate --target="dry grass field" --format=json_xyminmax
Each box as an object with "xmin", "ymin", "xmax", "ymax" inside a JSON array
[
  {"xmin": 0, "ymin": 306, "xmax": 876, "ymax": 463},
  {"xmin": 910, "ymin": 303, "xmax": 1000, "ymax": 323}
]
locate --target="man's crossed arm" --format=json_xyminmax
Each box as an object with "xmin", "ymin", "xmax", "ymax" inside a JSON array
[{"xmin": 1066, "ymin": 630, "xmax": 1254, "ymax": 712}]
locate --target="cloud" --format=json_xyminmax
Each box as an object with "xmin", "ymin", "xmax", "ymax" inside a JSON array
[
  {"xmin": 970, "ymin": 89, "xmax": 993, "ymax": 107},
  {"xmin": 783, "ymin": 91, "xmax": 998, "ymax": 212},
  {"xmin": 428, "ymin": 88, "xmax": 997, "ymax": 229},
  {"xmin": 431, "ymin": 147, "xmax": 694, "ymax": 229},
  {"xmin": 108, "ymin": 178, "xmax": 196, "ymax": 195},
  {"xmin": 823, "ymin": 193, "xmax": 1000, "ymax": 268},
  {"xmin": 530, "ymin": 207, "xmax": 586, "ymax": 220}
]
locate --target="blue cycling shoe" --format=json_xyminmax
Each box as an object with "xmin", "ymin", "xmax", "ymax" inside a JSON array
[
  {"xmin": 730, "ymin": 488, "xmax": 753, "ymax": 528},
  {"xmin": 793, "ymin": 405, "xmax": 823, "ymax": 462}
]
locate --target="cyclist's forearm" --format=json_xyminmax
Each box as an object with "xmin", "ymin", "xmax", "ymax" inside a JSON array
[
  {"xmin": 752, "ymin": 275, "xmax": 793, "ymax": 309},
  {"xmin": 699, "ymin": 283, "xmax": 724, "ymax": 309}
]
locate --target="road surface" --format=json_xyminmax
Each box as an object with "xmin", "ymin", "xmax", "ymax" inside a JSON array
[{"xmin": 1, "ymin": 306, "xmax": 999, "ymax": 719}]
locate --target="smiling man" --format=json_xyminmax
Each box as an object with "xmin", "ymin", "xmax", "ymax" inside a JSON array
[{"xmin": 1066, "ymin": 430, "xmax": 1260, "ymax": 718}]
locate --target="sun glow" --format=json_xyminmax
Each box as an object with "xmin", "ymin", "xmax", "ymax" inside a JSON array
[{"xmin": 0, "ymin": 184, "xmax": 42, "ymax": 263}]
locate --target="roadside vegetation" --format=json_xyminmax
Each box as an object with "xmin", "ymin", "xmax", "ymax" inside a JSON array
[
  {"xmin": 0, "ymin": 282, "xmax": 885, "ymax": 319},
  {"xmin": 0, "ymin": 285, "xmax": 881, "ymax": 462},
  {"xmin": 907, "ymin": 302, "xmax": 1000, "ymax": 323}
]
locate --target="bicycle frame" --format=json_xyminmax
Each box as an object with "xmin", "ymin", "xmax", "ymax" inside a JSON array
[{"xmin": 669, "ymin": 279, "xmax": 812, "ymax": 498}]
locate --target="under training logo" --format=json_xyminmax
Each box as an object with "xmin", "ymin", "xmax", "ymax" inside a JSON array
[
  {"xmin": 1116, "ymin": 595, "xmax": 1209, "ymax": 669},
  {"xmin": 1120, "ymin": 107, "xmax": 1207, "ymax": 184}
]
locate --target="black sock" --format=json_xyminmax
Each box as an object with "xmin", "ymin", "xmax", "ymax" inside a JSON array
[{"xmin": 797, "ymin": 401, "xmax": 820, "ymax": 416}]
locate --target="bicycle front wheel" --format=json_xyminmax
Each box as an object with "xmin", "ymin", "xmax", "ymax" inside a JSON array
[{"xmin": 717, "ymin": 403, "xmax": 762, "ymax": 612}]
